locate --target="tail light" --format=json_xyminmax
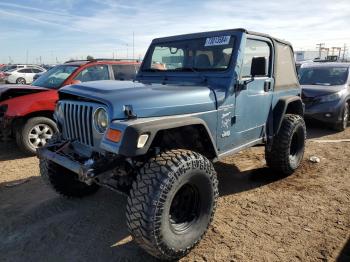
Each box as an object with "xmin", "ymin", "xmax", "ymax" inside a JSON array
[{"xmin": 4, "ymin": 73, "xmax": 11, "ymax": 76}]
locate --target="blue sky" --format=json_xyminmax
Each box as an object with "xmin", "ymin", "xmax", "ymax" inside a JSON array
[{"xmin": 0, "ymin": 0, "xmax": 349, "ymax": 64}]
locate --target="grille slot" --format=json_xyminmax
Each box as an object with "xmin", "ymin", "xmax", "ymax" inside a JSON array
[{"xmin": 62, "ymin": 102, "xmax": 94, "ymax": 147}]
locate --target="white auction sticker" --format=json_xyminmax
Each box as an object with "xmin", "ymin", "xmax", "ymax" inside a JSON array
[{"xmin": 205, "ymin": 36, "xmax": 231, "ymax": 46}]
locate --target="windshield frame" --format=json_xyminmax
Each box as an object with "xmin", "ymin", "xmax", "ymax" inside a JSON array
[
  {"xmin": 299, "ymin": 66, "xmax": 349, "ymax": 86},
  {"xmin": 140, "ymin": 35, "xmax": 237, "ymax": 75},
  {"xmin": 32, "ymin": 64, "xmax": 79, "ymax": 89}
]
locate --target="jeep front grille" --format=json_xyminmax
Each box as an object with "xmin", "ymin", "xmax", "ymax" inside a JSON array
[{"xmin": 61, "ymin": 102, "xmax": 94, "ymax": 147}]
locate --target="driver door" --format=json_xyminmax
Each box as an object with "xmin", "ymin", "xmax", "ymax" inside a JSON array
[{"xmin": 233, "ymin": 37, "xmax": 274, "ymax": 147}]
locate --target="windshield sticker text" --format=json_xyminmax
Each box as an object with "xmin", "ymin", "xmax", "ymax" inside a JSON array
[{"xmin": 205, "ymin": 36, "xmax": 230, "ymax": 47}]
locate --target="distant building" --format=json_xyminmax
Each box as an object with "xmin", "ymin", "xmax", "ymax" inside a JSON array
[{"xmin": 294, "ymin": 50, "xmax": 328, "ymax": 61}]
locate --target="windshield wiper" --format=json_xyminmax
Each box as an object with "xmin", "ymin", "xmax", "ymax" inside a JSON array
[
  {"xmin": 174, "ymin": 67, "xmax": 208, "ymax": 83},
  {"xmin": 142, "ymin": 68, "xmax": 164, "ymax": 72},
  {"xmin": 174, "ymin": 67, "xmax": 199, "ymax": 72},
  {"xmin": 311, "ymin": 82, "xmax": 331, "ymax": 86}
]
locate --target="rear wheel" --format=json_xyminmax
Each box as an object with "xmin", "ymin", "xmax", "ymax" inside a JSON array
[
  {"xmin": 333, "ymin": 102, "xmax": 349, "ymax": 132},
  {"xmin": 16, "ymin": 77, "xmax": 26, "ymax": 84},
  {"xmin": 16, "ymin": 117, "xmax": 58, "ymax": 155},
  {"xmin": 126, "ymin": 149, "xmax": 218, "ymax": 260},
  {"xmin": 265, "ymin": 114, "xmax": 306, "ymax": 175}
]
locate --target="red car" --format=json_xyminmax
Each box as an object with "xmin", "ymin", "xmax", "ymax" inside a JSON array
[{"xmin": 0, "ymin": 59, "xmax": 140, "ymax": 154}]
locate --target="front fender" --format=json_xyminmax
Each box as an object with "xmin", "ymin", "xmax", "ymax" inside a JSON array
[
  {"xmin": 3, "ymin": 90, "xmax": 57, "ymax": 117},
  {"xmin": 100, "ymin": 115, "xmax": 218, "ymax": 158}
]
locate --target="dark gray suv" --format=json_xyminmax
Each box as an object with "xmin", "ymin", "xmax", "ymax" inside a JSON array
[{"xmin": 300, "ymin": 62, "xmax": 350, "ymax": 131}]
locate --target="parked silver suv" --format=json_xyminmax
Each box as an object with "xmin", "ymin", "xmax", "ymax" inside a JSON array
[{"xmin": 300, "ymin": 62, "xmax": 350, "ymax": 131}]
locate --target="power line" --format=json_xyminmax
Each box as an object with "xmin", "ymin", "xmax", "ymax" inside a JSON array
[{"xmin": 316, "ymin": 43, "xmax": 325, "ymax": 58}]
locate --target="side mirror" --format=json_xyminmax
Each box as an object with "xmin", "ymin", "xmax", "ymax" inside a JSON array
[
  {"xmin": 70, "ymin": 79, "xmax": 81, "ymax": 85},
  {"xmin": 250, "ymin": 57, "xmax": 267, "ymax": 77}
]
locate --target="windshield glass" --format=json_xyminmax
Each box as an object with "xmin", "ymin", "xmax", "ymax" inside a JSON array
[
  {"xmin": 1, "ymin": 65, "xmax": 16, "ymax": 72},
  {"xmin": 299, "ymin": 67, "xmax": 349, "ymax": 86},
  {"xmin": 32, "ymin": 65, "xmax": 78, "ymax": 89},
  {"xmin": 142, "ymin": 35, "xmax": 235, "ymax": 72}
]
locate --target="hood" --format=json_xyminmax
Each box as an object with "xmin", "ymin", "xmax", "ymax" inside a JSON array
[
  {"xmin": 0, "ymin": 84, "xmax": 48, "ymax": 102},
  {"xmin": 301, "ymin": 84, "xmax": 346, "ymax": 98},
  {"xmin": 60, "ymin": 80, "xmax": 217, "ymax": 119}
]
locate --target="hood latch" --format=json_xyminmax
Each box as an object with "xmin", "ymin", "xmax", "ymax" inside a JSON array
[{"xmin": 123, "ymin": 105, "xmax": 137, "ymax": 119}]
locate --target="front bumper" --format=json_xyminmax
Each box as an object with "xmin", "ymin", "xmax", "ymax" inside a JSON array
[
  {"xmin": 304, "ymin": 100, "xmax": 343, "ymax": 124},
  {"xmin": 37, "ymin": 143, "xmax": 92, "ymax": 178},
  {"xmin": 37, "ymin": 138, "xmax": 122, "ymax": 181}
]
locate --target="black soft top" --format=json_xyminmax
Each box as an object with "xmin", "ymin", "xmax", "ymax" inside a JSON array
[{"xmin": 152, "ymin": 28, "xmax": 292, "ymax": 47}]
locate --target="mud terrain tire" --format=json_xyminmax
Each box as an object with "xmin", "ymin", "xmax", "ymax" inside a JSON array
[
  {"xmin": 40, "ymin": 159, "xmax": 99, "ymax": 198},
  {"xmin": 126, "ymin": 149, "xmax": 218, "ymax": 260},
  {"xmin": 265, "ymin": 114, "xmax": 306, "ymax": 175}
]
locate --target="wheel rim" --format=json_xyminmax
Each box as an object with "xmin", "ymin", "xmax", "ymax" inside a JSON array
[
  {"xmin": 289, "ymin": 127, "xmax": 304, "ymax": 163},
  {"xmin": 342, "ymin": 104, "xmax": 349, "ymax": 130},
  {"xmin": 169, "ymin": 183, "xmax": 200, "ymax": 234},
  {"xmin": 18, "ymin": 79, "xmax": 25, "ymax": 84},
  {"xmin": 28, "ymin": 124, "xmax": 53, "ymax": 149}
]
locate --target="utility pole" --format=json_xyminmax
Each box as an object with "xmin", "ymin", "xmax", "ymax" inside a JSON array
[
  {"xmin": 316, "ymin": 43, "xmax": 325, "ymax": 59},
  {"xmin": 132, "ymin": 31, "xmax": 135, "ymax": 61},
  {"xmin": 342, "ymin": 44, "xmax": 348, "ymax": 61}
]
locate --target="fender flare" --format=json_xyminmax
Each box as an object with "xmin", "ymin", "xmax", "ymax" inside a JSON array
[
  {"xmin": 272, "ymin": 96, "xmax": 304, "ymax": 135},
  {"xmin": 100, "ymin": 115, "xmax": 218, "ymax": 158}
]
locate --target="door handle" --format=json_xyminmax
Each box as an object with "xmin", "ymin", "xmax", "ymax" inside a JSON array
[{"xmin": 264, "ymin": 80, "xmax": 271, "ymax": 92}]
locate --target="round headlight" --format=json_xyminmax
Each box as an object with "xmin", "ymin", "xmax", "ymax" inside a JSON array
[{"xmin": 94, "ymin": 108, "xmax": 109, "ymax": 133}]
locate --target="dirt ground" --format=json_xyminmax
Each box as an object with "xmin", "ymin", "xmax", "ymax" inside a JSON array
[{"xmin": 0, "ymin": 123, "xmax": 349, "ymax": 262}]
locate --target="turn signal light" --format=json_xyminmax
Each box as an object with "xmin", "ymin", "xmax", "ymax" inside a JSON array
[{"xmin": 106, "ymin": 128, "xmax": 122, "ymax": 142}]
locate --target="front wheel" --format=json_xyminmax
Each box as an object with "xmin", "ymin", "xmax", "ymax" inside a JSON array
[
  {"xmin": 333, "ymin": 102, "xmax": 349, "ymax": 132},
  {"xmin": 16, "ymin": 117, "xmax": 58, "ymax": 155},
  {"xmin": 40, "ymin": 159, "xmax": 99, "ymax": 198},
  {"xmin": 126, "ymin": 149, "xmax": 218, "ymax": 260},
  {"xmin": 265, "ymin": 114, "xmax": 306, "ymax": 175},
  {"xmin": 16, "ymin": 77, "xmax": 26, "ymax": 84}
]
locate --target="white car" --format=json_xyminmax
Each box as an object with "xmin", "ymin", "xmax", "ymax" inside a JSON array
[{"xmin": 5, "ymin": 67, "xmax": 46, "ymax": 84}]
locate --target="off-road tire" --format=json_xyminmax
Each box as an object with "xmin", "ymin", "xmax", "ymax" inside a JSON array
[
  {"xmin": 16, "ymin": 77, "xmax": 26, "ymax": 84},
  {"xmin": 333, "ymin": 102, "xmax": 349, "ymax": 132},
  {"xmin": 40, "ymin": 159, "xmax": 99, "ymax": 198},
  {"xmin": 126, "ymin": 149, "xmax": 218, "ymax": 260},
  {"xmin": 16, "ymin": 117, "xmax": 58, "ymax": 155},
  {"xmin": 265, "ymin": 114, "xmax": 306, "ymax": 175}
]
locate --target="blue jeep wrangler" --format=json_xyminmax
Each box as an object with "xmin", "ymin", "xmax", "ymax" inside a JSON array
[{"xmin": 38, "ymin": 29, "xmax": 306, "ymax": 260}]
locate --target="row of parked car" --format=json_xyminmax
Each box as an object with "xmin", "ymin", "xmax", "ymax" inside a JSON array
[
  {"xmin": 1, "ymin": 59, "xmax": 349, "ymax": 154},
  {"xmin": 0, "ymin": 59, "xmax": 140, "ymax": 153},
  {"xmin": 0, "ymin": 64, "xmax": 49, "ymax": 84}
]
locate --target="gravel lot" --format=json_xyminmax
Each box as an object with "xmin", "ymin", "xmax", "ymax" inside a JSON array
[{"xmin": 0, "ymin": 124, "xmax": 349, "ymax": 262}]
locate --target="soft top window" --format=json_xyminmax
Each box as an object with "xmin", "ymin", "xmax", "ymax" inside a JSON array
[{"xmin": 274, "ymin": 42, "xmax": 299, "ymax": 90}]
